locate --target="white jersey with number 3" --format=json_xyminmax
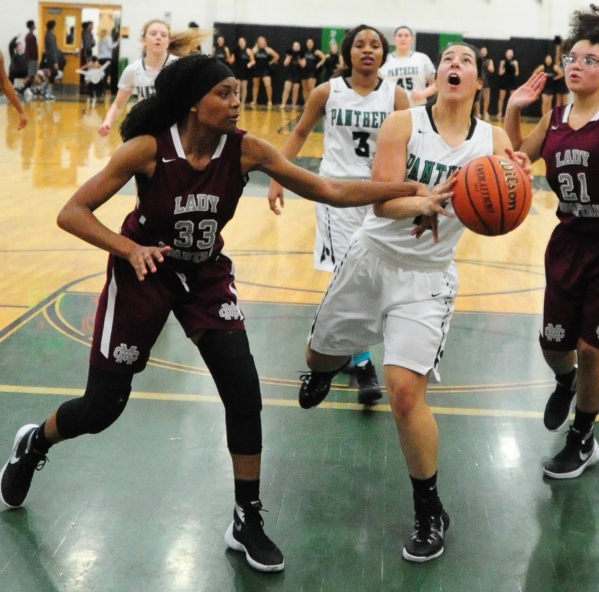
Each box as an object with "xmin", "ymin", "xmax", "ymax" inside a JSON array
[
  {"xmin": 359, "ymin": 105, "xmax": 494, "ymax": 271},
  {"xmin": 319, "ymin": 76, "xmax": 396, "ymax": 179}
]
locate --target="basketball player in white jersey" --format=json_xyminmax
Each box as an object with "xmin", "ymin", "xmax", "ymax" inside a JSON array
[
  {"xmin": 268, "ymin": 25, "xmax": 409, "ymax": 404},
  {"xmin": 379, "ymin": 26, "xmax": 437, "ymax": 107},
  {"xmin": 299, "ymin": 43, "xmax": 531, "ymax": 562},
  {"xmin": 99, "ymin": 20, "xmax": 207, "ymax": 136}
]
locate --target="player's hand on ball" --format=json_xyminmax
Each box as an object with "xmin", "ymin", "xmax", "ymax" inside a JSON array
[
  {"xmin": 505, "ymin": 147, "xmax": 533, "ymax": 181},
  {"xmin": 128, "ymin": 245, "xmax": 171, "ymax": 281},
  {"xmin": 508, "ymin": 72, "xmax": 546, "ymax": 109}
]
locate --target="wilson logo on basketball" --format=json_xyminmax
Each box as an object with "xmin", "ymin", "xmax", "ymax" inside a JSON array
[{"xmin": 453, "ymin": 155, "xmax": 532, "ymax": 236}]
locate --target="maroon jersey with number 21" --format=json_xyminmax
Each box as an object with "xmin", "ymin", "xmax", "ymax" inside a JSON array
[{"xmin": 542, "ymin": 104, "xmax": 599, "ymax": 235}]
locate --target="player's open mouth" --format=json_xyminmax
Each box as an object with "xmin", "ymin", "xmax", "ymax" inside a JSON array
[{"xmin": 448, "ymin": 73, "xmax": 461, "ymax": 86}]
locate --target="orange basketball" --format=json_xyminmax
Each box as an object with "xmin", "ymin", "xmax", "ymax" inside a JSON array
[{"xmin": 452, "ymin": 155, "xmax": 532, "ymax": 236}]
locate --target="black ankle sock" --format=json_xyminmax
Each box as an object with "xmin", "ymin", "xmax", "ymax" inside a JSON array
[
  {"xmin": 410, "ymin": 472, "xmax": 443, "ymax": 514},
  {"xmin": 234, "ymin": 479, "xmax": 260, "ymax": 506},
  {"xmin": 556, "ymin": 367, "xmax": 577, "ymax": 390},
  {"xmin": 32, "ymin": 422, "xmax": 52, "ymax": 455},
  {"xmin": 572, "ymin": 407, "xmax": 598, "ymax": 436}
]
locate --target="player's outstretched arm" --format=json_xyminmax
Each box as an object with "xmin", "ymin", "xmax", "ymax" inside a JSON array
[
  {"xmin": 504, "ymin": 72, "xmax": 548, "ymax": 159},
  {"xmin": 99, "ymin": 88, "xmax": 132, "ymax": 136},
  {"xmin": 267, "ymin": 82, "xmax": 329, "ymax": 214},
  {"xmin": 244, "ymin": 133, "xmax": 423, "ymax": 208},
  {"xmin": 57, "ymin": 136, "xmax": 170, "ymax": 280},
  {"xmin": 370, "ymin": 111, "xmax": 453, "ymax": 221}
]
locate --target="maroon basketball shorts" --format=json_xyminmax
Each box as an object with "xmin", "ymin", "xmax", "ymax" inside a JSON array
[
  {"xmin": 90, "ymin": 253, "xmax": 245, "ymax": 373},
  {"xmin": 540, "ymin": 224, "xmax": 599, "ymax": 351}
]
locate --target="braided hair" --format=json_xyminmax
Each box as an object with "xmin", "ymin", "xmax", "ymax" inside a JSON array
[{"xmin": 120, "ymin": 54, "xmax": 234, "ymax": 142}]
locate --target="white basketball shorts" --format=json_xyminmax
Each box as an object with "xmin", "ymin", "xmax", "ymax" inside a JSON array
[
  {"xmin": 308, "ymin": 239, "xmax": 459, "ymax": 382},
  {"xmin": 313, "ymin": 202, "xmax": 371, "ymax": 272}
]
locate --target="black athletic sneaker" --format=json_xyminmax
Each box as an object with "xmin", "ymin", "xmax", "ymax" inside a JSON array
[
  {"xmin": 0, "ymin": 424, "xmax": 47, "ymax": 509},
  {"xmin": 224, "ymin": 501, "xmax": 284, "ymax": 572},
  {"xmin": 543, "ymin": 427, "xmax": 599, "ymax": 479},
  {"xmin": 544, "ymin": 370, "xmax": 577, "ymax": 431},
  {"xmin": 354, "ymin": 361, "xmax": 383, "ymax": 405},
  {"xmin": 298, "ymin": 369, "xmax": 338, "ymax": 409},
  {"xmin": 402, "ymin": 508, "xmax": 450, "ymax": 562}
]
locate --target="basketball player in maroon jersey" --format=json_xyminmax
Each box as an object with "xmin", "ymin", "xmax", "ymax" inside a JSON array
[
  {"xmin": 505, "ymin": 4, "xmax": 599, "ymax": 479},
  {"xmin": 0, "ymin": 55, "xmax": 451, "ymax": 573}
]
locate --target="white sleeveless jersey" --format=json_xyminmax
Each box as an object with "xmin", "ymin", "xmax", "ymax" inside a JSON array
[
  {"xmin": 118, "ymin": 54, "xmax": 178, "ymax": 101},
  {"xmin": 379, "ymin": 51, "xmax": 435, "ymax": 107},
  {"xmin": 319, "ymin": 76, "xmax": 396, "ymax": 179},
  {"xmin": 359, "ymin": 105, "xmax": 494, "ymax": 271}
]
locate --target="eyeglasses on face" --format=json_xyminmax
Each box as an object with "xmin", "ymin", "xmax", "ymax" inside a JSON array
[{"xmin": 562, "ymin": 54, "xmax": 599, "ymax": 68}]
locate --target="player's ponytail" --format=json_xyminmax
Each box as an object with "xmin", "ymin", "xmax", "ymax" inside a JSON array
[{"xmin": 168, "ymin": 27, "xmax": 211, "ymax": 56}]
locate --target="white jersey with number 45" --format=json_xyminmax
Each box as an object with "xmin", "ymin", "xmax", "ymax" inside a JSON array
[{"xmin": 379, "ymin": 51, "xmax": 435, "ymax": 107}]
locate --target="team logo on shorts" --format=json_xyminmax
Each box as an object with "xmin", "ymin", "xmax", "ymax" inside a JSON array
[
  {"xmin": 544, "ymin": 324, "xmax": 565, "ymax": 343},
  {"xmin": 113, "ymin": 343, "xmax": 140, "ymax": 365},
  {"xmin": 219, "ymin": 302, "xmax": 243, "ymax": 321}
]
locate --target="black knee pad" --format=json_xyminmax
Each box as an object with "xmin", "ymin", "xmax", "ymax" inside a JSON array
[
  {"xmin": 197, "ymin": 330, "xmax": 262, "ymax": 454},
  {"xmin": 56, "ymin": 365, "xmax": 133, "ymax": 439}
]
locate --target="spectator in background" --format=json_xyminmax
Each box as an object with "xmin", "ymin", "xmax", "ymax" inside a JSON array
[
  {"xmin": 24, "ymin": 20, "xmax": 38, "ymax": 87},
  {"xmin": 212, "ymin": 35, "xmax": 231, "ymax": 65},
  {"xmin": 280, "ymin": 41, "xmax": 304, "ymax": 109},
  {"xmin": 553, "ymin": 38, "xmax": 570, "ymax": 107},
  {"xmin": 110, "ymin": 26, "xmax": 120, "ymax": 94},
  {"xmin": 496, "ymin": 48, "xmax": 519, "ymax": 121},
  {"xmin": 250, "ymin": 36, "xmax": 279, "ymax": 107},
  {"xmin": 82, "ymin": 21, "xmax": 96, "ymax": 63},
  {"xmin": 322, "ymin": 40, "xmax": 343, "ymax": 81},
  {"xmin": 229, "ymin": 37, "xmax": 255, "ymax": 107},
  {"xmin": 532, "ymin": 54, "xmax": 563, "ymax": 116},
  {"xmin": 475, "ymin": 46, "xmax": 494, "ymax": 121},
  {"xmin": 8, "ymin": 36, "xmax": 28, "ymax": 86},
  {"xmin": 77, "ymin": 56, "xmax": 110, "ymax": 106},
  {"xmin": 301, "ymin": 38, "xmax": 325, "ymax": 104},
  {"xmin": 42, "ymin": 20, "xmax": 60, "ymax": 100},
  {"xmin": 0, "ymin": 50, "xmax": 27, "ymax": 129},
  {"xmin": 98, "ymin": 28, "xmax": 118, "ymax": 90}
]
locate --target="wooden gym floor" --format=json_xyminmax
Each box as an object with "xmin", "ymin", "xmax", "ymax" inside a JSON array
[{"xmin": 0, "ymin": 96, "xmax": 596, "ymax": 592}]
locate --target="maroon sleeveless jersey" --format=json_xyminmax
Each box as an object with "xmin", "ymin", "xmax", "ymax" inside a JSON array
[
  {"xmin": 120, "ymin": 125, "xmax": 248, "ymax": 270},
  {"xmin": 541, "ymin": 104, "xmax": 599, "ymax": 235}
]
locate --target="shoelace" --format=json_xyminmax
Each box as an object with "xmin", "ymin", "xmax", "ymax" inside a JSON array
[
  {"xmin": 242, "ymin": 505, "xmax": 277, "ymax": 549},
  {"xmin": 411, "ymin": 514, "xmax": 440, "ymax": 544}
]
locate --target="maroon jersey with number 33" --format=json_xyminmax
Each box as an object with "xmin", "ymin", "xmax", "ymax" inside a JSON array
[
  {"xmin": 542, "ymin": 104, "xmax": 599, "ymax": 235},
  {"xmin": 120, "ymin": 125, "xmax": 248, "ymax": 269}
]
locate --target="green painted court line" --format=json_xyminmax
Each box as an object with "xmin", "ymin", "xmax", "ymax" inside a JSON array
[{"xmin": 0, "ymin": 384, "xmax": 550, "ymax": 420}]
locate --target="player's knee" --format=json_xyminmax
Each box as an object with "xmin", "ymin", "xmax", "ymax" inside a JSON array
[
  {"xmin": 577, "ymin": 339, "xmax": 599, "ymax": 370},
  {"xmin": 197, "ymin": 330, "xmax": 262, "ymax": 417},
  {"xmin": 56, "ymin": 365, "xmax": 133, "ymax": 438},
  {"xmin": 386, "ymin": 376, "xmax": 423, "ymax": 418},
  {"xmin": 388, "ymin": 389, "xmax": 418, "ymax": 418},
  {"xmin": 226, "ymin": 411, "xmax": 262, "ymax": 455}
]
